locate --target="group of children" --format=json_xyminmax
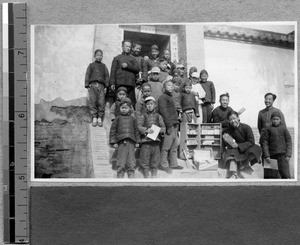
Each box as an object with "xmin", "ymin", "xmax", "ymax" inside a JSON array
[{"xmin": 85, "ymin": 40, "xmax": 292, "ymax": 179}]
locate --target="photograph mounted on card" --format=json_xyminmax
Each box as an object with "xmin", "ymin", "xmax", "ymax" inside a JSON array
[{"xmin": 31, "ymin": 22, "xmax": 297, "ymax": 182}]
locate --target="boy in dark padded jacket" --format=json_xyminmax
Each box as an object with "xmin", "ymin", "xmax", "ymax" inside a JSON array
[
  {"xmin": 158, "ymin": 81, "xmax": 184, "ymax": 173},
  {"xmin": 85, "ymin": 49, "xmax": 109, "ymax": 127},
  {"xmin": 262, "ymin": 111, "xmax": 292, "ymax": 179},
  {"xmin": 109, "ymin": 98, "xmax": 140, "ymax": 178}
]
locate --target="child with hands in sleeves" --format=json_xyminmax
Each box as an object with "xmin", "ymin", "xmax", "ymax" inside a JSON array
[
  {"xmin": 158, "ymin": 81, "xmax": 183, "ymax": 173},
  {"xmin": 262, "ymin": 111, "xmax": 292, "ymax": 179},
  {"xmin": 85, "ymin": 49, "xmax": 109, "ymax": 127},
  {"xmin": 109, "ymin": 98, "xmax": 140, "ymax": 179}
]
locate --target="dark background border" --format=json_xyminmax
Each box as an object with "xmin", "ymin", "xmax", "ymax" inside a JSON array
[{"xmin": 0, "ymin": 0, "xmax": 300, "ymax": 244}]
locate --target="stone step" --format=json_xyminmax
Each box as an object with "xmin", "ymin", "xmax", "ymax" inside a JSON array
[{"xmin": 89, "ymin": 124, "xmax": 114, "ymax": 178}]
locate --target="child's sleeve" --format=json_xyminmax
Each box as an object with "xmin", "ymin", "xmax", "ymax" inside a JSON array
[
  {"xmin": 133, "ymin": 118, "xmax": 141, "ymax": 143},
  {"xmin": 109, "ymin": 57, "xmax": 117, "ymax": 86},
  {"xmin": 211, "ymin": 82, "xmax": 216, "ymax": 104},
  {"xmin": 158, "ymin": 96, "xmax": 172, "ymax": 129},
  {"xmin": 110, "ymin": 103, "xmax": 116, "ymax": 121},
  {"xmin": 158, "ymin": 114, "xmax": 166, "ymax": 134},
  {"xmin": 109, "ymin": 117, "xmax": 118, "ymax": 144},
  {"xmin": 84, "ymin": 64, "xmax": 91, "ymax": 88},
  {"xmin": 135, "ymin": 100, "xmax": 143, "ymax": 117},
  {"xmin": 137, "ymin": 115, "xmax": 147, "ymax": 135},
  {"xmin": 104, "ymin": 64, "xmax": 110, "ymax": 87},
  {"xmin": 284, "ymin": 127, "xmax": 292, "ymax": 157},
  {"xmin": 261, "ymin": 128, "xmax": 270, "ymax": 158}
]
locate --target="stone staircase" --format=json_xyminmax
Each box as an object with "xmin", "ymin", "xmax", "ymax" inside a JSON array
[{"xmin": 88, "ymin": 124, "xmax": 114, "ymax": 178}]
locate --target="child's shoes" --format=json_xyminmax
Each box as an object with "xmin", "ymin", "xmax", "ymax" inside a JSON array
[
  {"xmin": 92, "ymin": 118, "xmax": 97, "ymax": 127},
  {"xmin": 97, "ymin": 118, "xmax": 103, "ymax": 127}
]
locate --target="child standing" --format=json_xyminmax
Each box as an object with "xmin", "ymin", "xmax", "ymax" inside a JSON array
[
  {"xmin": 109, "ymin": 98, "xmax": 140, "ymax": 178},
  {"xmin": 110, "ymin": 86, "xmax": 134, "ymax": 121},
  {"xmin": 85, "ymin": 49, "xmax": 109, "ymax": 127},
  {"xmin": 179, "ymin": 80, "xmax": 200, "ymax": 158},
  {"xmin": 180, "ymin": 80, "xmax": 200, "ymax": 121},
  {"xmin": 148, "ymin": 66, "xmax": 164, "ymax": 101},
  {"xmin": 135, "ymin": 82, "xmax": 152, "ymax": 117},
  {"xmin": 262, "ymin": 111, "xmax": 292, "ymax": 179},
  {"xmin": 199, "ymin": 69, "xmax": 216, "ymax": 123},
  {"xmin": 190, "ymin": 72, "xmax": 205, "ymax": 123},
  {"xmin": 138, "ymin": 96, "xmax": 166, "ymax": 178},
  {"xmin": 171, "ymin": 77, "xmax": 183, "ymax": 120},
  {"xmin": 158, "ymin": 58, "xmax": 172, "ymax": 83},
  {"xmin": 158, "ymin": 81, "xmax": 183, "ymax": 172}
]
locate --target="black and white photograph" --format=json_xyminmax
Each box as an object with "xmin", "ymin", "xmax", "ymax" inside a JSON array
[{"xmin": 31, "ymin": 22, "xmax": 297, "ymax": 181}]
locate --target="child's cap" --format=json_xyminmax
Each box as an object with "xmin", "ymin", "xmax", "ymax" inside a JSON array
[
  {"xmin": 189, "ymin": 66, "xmax": 198, "ymax": 74},
  {"xmin": 116, "ymin": 86, "xmax": 127, "ymax": 93},
  {"xmin": 144, "ymin": 96, "xmax": 155, "ymax": 103},
  {"xmin": 172, "ymin": 77, "xmax": 181, "ymax": 85},
  {"xmin": 120, "ymin": 97, "xmax": 132, "ymax": 106},
  {"xmin": 176, "ymin": 63, "xmax": 185, "ymax": 69},
  {"xmin": 151, "ymin": 66, "xmax": 161, "ymax": 74},
  {"xmin": 184, "ymin": 80, "xmax": 192, "ymax": 87},
  {"xmin": 200, "ymin": 69, "xmax": 208, "ymax": 76},
  {"xmin": 151, "ymin": 44, "xmax": 159, "ymax": 51},
  {"xmin": 142, "ymin": 82, "xmax": 151, "ymax": 90},
  {"xmin": 173, "ymin": 68, "xmax": 180, "ymax": 75},
  {"xmin": 271, "ymin": 111, "xmax": 281, "ymax": 119},
  {"xmin": 191, "ymin": 72, "xmax": 199, "ymax": 78}
]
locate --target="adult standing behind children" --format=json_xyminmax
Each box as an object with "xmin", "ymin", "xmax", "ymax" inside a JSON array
[
  {"xmin": 131, "ymin": 42, "xmax": 145, "ymax": 101},
  {"xmin": 85, "ymin": 49, "xmax": 109, "ymax": 127},
  {"xmin": 199, "ymin": 69, "xmax": 216, "ymax": 123},
  {"xmin": 143, "ymin": 44, "xmax": 160, "ymax": 81},
  {"xmin": 110, "ymin": 40, "xmax": 140, "ymax": 107},
  {"xmin": 257, "ymin": 93, "xmax": 286, "ymax": 142}
]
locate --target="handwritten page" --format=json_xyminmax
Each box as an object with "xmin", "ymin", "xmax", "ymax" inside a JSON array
[{"xmin": 147, "ymin": 125, "xmax": 161, "ymax": 141}]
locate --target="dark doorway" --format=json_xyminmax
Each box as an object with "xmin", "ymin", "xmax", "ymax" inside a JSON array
[{"xmin": 124, "ymin": 31, "xmax": 170, "ymax": 57}]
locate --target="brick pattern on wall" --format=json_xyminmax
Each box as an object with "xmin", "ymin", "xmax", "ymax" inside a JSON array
[
  {"xmin": 185, "ymin": 25, "xmax": 205, "ymax": 72},
  {"xmin": 177, "ymin": 25, "xmax": 187, "ymax": 67},
  {"xmin": 93, "ymin": 25, "xmax": 123, "ymax": 74}
]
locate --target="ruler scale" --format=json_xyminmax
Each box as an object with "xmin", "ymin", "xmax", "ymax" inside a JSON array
[{"xmin": 3, "ymin": 3, "xmax": 28, "ymax": 243}]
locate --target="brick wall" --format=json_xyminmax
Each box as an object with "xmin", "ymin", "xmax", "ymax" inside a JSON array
[
  {"xmin": 177, "ymin": 25, "xmax": 187, "ymax": 67},
  {"xmin": 93, "ymin": 25, "xmax": 123, "ymax": 73},
  {"xmin": 185, "ymin": 25, "xmax": 205, "ymax": 71}
]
